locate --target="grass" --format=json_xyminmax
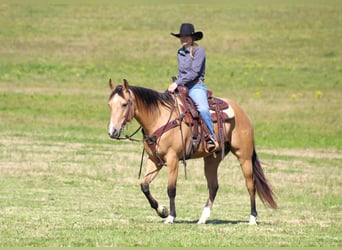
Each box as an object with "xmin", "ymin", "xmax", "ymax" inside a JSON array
[
  {"xmin": 1, "ymin": 135, "xmax": 341, "ymax": 246},
  {"xmin": 0, "ymin": 0, "xmax": 341, "ymax": 247}
]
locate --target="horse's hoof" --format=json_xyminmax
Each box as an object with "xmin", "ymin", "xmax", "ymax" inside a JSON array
[
  {"xmin": 198, "ymin": 207, "xmax": 211, "ymax": 224},
  {"xmin": 156, "ymin": 205, "xmax": 169, "ymax": 218},
  {"xmin": 164, "ymin": 215, "xmax": 175, "ymax": 224},
  {"xmin": 197, "ymin": 219, "xmax": 207, "ymax": 224},
  {"xmin": 248, "ymin": 215, "xmax": 257, "ymax": 225}
]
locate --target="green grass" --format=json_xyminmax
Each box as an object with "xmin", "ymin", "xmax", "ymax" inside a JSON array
[{"xmin": 0, "ymin": 0, "xmax": 341, "ymax": 247}]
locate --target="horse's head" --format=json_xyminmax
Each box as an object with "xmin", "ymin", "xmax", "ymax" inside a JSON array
[{"xmin": 107, "ymin": 79, "xmax": 134, "ymax": 139}]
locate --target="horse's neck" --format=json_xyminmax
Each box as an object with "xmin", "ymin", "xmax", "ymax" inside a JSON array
[{"xmin": 135, "ymin": 106, "xmax": 174, "ymax": 135}]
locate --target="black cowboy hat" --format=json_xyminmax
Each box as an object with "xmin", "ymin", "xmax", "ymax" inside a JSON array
[{"xmin": 171, "ymin": 23, "xmax": 203, "ymax": 41}]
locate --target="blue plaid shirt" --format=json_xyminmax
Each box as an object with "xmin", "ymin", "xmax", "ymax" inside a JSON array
[{"xmin": 175, "ymin": 45, "xmax": 206, "ymax": 86}]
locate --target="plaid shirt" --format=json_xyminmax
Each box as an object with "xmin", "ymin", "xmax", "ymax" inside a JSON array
[{"xmin": 175, "ymin": 45, "xmax": 206, "ymax": 86}]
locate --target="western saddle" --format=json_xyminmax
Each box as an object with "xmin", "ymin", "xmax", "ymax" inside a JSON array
[
  {"xmin": 176, "ymin": 86, "xmax": 232, "ymax": 160},
  {"xmin": 142, "ymin": 85, "xmax": 233, "ymax": 167}
]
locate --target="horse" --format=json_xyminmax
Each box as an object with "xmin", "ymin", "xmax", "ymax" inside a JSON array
[{"xmin": 107, "ymin": 79, "xmax": 277, "ymax": 224}]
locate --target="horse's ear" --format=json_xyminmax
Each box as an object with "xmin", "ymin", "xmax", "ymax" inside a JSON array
[
  {"xmin": 123, "ymin": 79, "xmax": 129, "ymax": 90},
  {"xmin": 109, "ymin": 78, "xmax": 115, "ymax": 90}
]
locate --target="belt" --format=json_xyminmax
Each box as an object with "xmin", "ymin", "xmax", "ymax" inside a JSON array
[{"xmin": 185, "ymin": 79, "xmax": 203, "ymax": 87}]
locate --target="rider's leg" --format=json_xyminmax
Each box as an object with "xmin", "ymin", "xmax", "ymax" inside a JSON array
[{"xmin": 188, "ymin": 83, "xmax": 218, "ymax": 152}]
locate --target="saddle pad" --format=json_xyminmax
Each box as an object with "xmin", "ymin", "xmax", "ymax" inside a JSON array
[
  {"xmin": 211, "ymin": 104, "xmax": 235, "ymax": 122},
  {"xmin": 224, "ymin": 104, "xmax": 235, "ymax": 119}
]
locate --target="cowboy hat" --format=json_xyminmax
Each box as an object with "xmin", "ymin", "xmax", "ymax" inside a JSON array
[{"xmin": 171, "ymin": 23, "xmax": 203, "ymax": 41}]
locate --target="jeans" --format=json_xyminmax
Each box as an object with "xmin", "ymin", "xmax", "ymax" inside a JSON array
[{"xmin": 188, "ymin": 83, "xmax": 216, "ymax": 140}]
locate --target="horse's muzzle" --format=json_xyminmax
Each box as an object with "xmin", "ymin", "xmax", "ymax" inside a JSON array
[{"xmin": 108, "ymin": 125, "xmax": 121, "ymax": 139}]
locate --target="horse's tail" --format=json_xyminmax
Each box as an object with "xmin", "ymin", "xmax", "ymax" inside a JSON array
[{"xmin": 252, "ymin": 148, "xmax": 277, "ymax": 209}]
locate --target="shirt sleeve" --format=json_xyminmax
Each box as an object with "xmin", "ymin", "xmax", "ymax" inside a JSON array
[{"xmin": 176, "ymin": 47, "xmax": 206, "ymax": 85}]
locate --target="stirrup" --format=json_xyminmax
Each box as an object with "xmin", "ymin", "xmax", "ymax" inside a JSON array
[{"xmin": 205, "ymin": 138, "xmax": 219, "ymax": 153}]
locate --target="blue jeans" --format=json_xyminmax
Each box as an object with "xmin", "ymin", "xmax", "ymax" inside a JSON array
[{"xmin": 188, "ymin": 83, "xmax": 216, "ymax": 140}]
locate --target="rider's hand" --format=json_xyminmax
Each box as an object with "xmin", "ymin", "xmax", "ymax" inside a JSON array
[{"xmin": 168, "ymin": 82, "xmax": 178, "ymax": 93}]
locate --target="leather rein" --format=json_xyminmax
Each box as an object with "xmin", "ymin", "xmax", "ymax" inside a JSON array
[{"xmin": 113, "ymin": 90, "xmax": 185, "ymax": 177}]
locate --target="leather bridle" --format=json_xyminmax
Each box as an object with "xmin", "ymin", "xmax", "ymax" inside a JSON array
[{"xmin": 111, "ymin": 89, "xmax": 142, "ymax": 142}]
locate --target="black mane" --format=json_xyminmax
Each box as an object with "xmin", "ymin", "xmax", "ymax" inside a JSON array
[{"xmin": 109, "ymin": 85, "xmax": 175, "ymax": 112}]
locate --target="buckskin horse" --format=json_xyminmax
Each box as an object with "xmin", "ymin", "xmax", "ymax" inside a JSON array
[{"xmin": 107, "ymin": 79, "xmax": 277, "ymax": 224}]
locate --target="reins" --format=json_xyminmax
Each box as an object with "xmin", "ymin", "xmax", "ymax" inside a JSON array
[
  {"xmin": 114, "ymin": 125, "xmax": 142, "ymax": 142},
  {"xmin": 138, "ymin": 99, "xmax": 176, "ymax": 179},
  {"xmin": 115, "ymin": 124, "xmax": 146, "ymax": 180},
  {"xmin": 138, "ymin": 93, "xmax": 188, "ymax": 179},
  {"xmin": 111, "ymin": 86, "xmax": 188, "ymax": 179},
  {"xmin": 142, "ymin": 96, "xmax": 177, "ymax": 168},
  {"xmin": 173, "ymin": 94, "xmax": 188, "ymax": 179}
]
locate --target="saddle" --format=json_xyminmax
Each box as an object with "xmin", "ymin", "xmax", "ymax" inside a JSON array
[{"xmin": 176, "ymin": 86, "xmax": 234, "ymax": 159}]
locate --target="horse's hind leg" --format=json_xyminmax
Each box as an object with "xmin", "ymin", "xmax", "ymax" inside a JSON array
[
  {"xmin": 198, "ymin": 155, "xmax": 220, "ymax": 224},
  {"xmin": 239, "ymin": 157, "xmax": 258, "ymax": 225},
  {"xmin": 140, "ymin": 158, "xmax": 169, "ymax": 219}
]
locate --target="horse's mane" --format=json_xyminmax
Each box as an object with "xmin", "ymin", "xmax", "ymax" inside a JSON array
[{"xmin": 110, "ymin": 85, "xmax": 175, "ymax": 113}]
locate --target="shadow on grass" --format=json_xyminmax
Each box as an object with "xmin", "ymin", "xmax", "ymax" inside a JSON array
[
  {"xmin": 170, "ymin": 218, "xmax": 273, "ymax": 225},
  {"xmin": 174, "ymin": 219, "xmax": 252, "ymax": 225}
]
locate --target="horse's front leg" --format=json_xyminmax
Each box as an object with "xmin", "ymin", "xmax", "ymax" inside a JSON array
[
  {"xmin": 140, "ymin": 158, "xmax": 169, "ymax": 219},
  {"xmin": 164, "ymin": 155, "xmax": 179, "ymax": 224},
  {"xmin": 198, "ymin": 155, "xmax": 220, "ymax": 224}
]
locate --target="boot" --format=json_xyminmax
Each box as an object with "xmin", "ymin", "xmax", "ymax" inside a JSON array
[{"xmin": 205, "ymin": 137, "xmax": 219, "ymax": 153}]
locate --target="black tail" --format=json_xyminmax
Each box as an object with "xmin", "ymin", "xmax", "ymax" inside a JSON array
[{"xmin": 252, "ymin": 149, "xmax": 277, "ymax": 209}]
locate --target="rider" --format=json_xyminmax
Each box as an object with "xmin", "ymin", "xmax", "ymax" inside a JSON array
[{"xmin": 168, "ymin": 23, "xmax": 218, "ymax": 153}]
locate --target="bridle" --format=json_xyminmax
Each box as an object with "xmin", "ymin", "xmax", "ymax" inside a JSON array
[
  {"xmin": 111, "ymin": 88, "xmax": 142, "ymax": 142},
  {"xmin": 109, "ymin": 87, "xmax": 187, "ymax": 179}
]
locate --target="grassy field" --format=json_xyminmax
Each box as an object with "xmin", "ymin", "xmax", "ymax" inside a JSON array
[{"xmin": 0, "ymin": 0, "xmax": 341, "ymax": 247}]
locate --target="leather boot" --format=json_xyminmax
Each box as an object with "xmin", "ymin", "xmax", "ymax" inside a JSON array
[{"xmin": 205, "ymin": 137, "xmax": 219, "ymax": 153}]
